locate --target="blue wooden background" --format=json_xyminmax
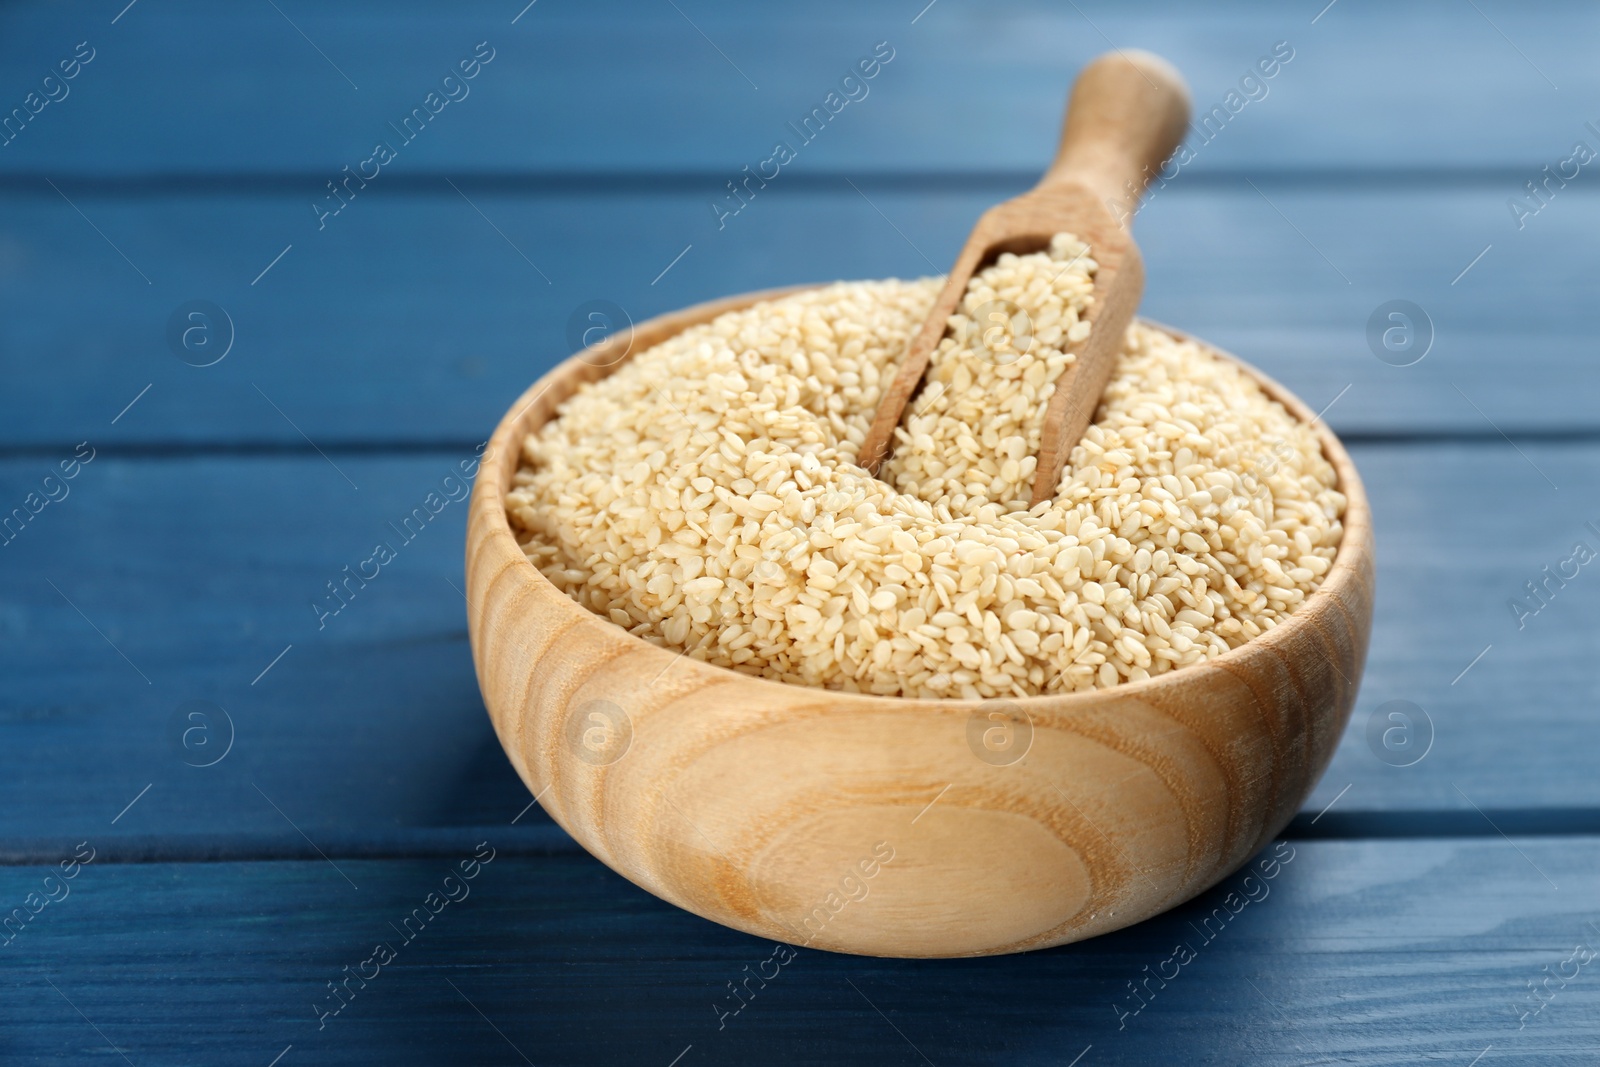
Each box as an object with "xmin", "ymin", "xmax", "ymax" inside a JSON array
[{"xmin": 4, "ymin": 0, "xmax": 1599, "ymax": 1063}]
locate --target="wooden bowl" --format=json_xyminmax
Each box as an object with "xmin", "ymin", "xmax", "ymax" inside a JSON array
[{"xmin": 466, "ymin": 287, "xmax": 1374, "ymax": 958}]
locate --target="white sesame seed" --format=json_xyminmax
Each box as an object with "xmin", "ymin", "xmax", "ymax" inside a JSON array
[{"xmin": 506, "ymin": 233, "xmax": 1345, "ymax": 698}]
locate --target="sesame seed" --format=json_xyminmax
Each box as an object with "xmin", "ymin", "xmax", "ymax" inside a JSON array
[{"xmin": 506, "ymin": 234, "xmax": 1345, "ymax": 699}]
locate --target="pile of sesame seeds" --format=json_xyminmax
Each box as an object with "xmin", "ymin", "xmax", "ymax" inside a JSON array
[{"xmin": 506, "ymin": 235, "xmax": 1346, "ymax": 699}]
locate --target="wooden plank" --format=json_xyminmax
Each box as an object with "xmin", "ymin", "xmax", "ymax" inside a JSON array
[
  {"xmin": 2, "ymin": 182, "xmax": 1592, "ymax": 449},
  {"xmin": 0, "ymin": 0, "xmax": 1590, "ymax": 176},
  {"xmin": 1302, "ymin": 439, "xmax": 1595, "ymax": 817},
  {"xmin": 3, "ymin": 840, "xmax": 1598, "ymax": 1063},
  {"xmin": 0, "ymin": 453, "xmax": 546, "ymax": 845},
  {"xmin": 1, "ymin": 442, "xmax": 1597, "ymax": 848}
]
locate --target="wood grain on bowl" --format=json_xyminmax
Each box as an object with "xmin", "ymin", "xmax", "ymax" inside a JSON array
[{"xmin": 466, "ymin": 290, "xmax": 1374, "ymax": 958}]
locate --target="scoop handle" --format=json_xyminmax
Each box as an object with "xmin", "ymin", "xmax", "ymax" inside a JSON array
[{"xmin": 1042, "ymin": 50, "xmax": 1191, "ymax": 221}]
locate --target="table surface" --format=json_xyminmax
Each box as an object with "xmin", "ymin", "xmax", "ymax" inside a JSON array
[{"xmin": 4, "ymin": 1, "xmax": 1599, "ymax": 1063}]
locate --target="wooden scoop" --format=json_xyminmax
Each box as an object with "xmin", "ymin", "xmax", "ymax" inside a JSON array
[{"xmin": 857, "ymin": 50, "xmax": 1190, "ymax": 506}]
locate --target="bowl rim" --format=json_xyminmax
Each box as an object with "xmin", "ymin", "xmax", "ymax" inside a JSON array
[{"xmin": 471, "ymin": 282, "xmax": 1372, "ymax": 712}]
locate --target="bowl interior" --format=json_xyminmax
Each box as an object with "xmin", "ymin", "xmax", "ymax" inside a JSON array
[{"xmin": 476, "ymin": 286, "xmax": 1371, "ymax": 713}]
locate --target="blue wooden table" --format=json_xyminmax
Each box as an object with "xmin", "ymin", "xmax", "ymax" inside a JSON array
[{"xmin": 5, "ymin": 1, "xmax": 1599, "ymax": 1062}]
